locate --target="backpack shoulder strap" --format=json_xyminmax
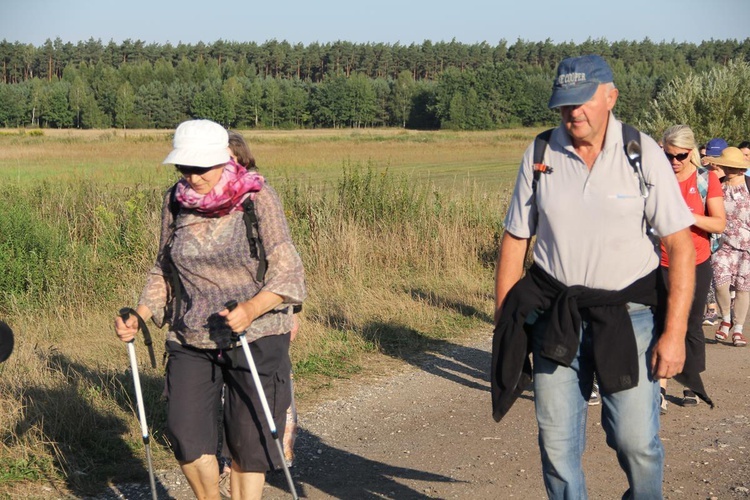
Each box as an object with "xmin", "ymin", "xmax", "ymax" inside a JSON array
[
  {"xmin": 530, "ymin": 128, "xmax": 554, "ymax": 229},
  {"xmin": 696, "ymin": 167, "xmax": 709, "ymax": 206},
  {"xmin": 532, "ymin": 129, "xmax": 554, "ymax": 195},
  {"xmin": 620, "ymin": 122, "xmax": 648, "ymax": 194},
  {"xmin": 621, "ymin": 123, "xmax": 640, "ymax": 151},
  {"xmin": 168, "ymin": 183, "xmax": 180, "ymax": 221},
  {"xmin": 241, "ymin": 196, "xmax": 267, "ymax": 282},
  {"xmin": 620, "ymin": 123, "xmax": 660, "ymax": 245},
  {"xmin": 621, "ymin": 123, "xmax": 642, "ymax": 176},
  {"xmin": 165, "ymin": 183, "xmax": 183, "ymax": 322}
]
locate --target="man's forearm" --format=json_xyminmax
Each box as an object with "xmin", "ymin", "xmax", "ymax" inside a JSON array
[
  {"xmin": 495, "ymin": 231, "xmax": 530, "ymax": 322},
  {"xmin": 662, "ymin": 228, "xmax": 696, "ymax": 340}
]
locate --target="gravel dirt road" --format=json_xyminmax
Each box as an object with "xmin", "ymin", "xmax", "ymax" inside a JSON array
[{"xmin": 100, "ymin": 325, "xmax": 749, "ymax": 499}]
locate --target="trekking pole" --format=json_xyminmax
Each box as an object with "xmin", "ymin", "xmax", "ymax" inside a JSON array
[
  {"xmin": 225, "ymin": 300, "xmax": 299, "ymax": 500},
  {"xmin": 118, "ymin": 308, "xmax": 158, "ymax": 500}
]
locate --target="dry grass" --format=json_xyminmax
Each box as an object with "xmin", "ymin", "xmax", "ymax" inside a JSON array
[
  {"xmin": 0, "ymin": 127, "xmax": 538, "ymax": 188},
  {"xmin": 0, "ymin": 127, "xmax": 528, "ymax": 496}
]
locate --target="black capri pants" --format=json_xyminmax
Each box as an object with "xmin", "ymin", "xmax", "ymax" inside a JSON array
[
  {"xmin": 660, "ymin": 258, "xmax": 712, "ymax": 373},
  {"xmin": 164, "ymin": 333, "xmax": 292, "ymax": 472}
]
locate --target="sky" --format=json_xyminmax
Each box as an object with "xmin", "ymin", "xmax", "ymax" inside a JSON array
[{"xmin": 2, "ymin": 0, "xmax": 748, "ymax": 48}]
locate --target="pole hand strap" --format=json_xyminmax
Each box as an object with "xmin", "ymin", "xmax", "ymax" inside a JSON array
[{"xmin": 118, "ymin": 307, "xmax": 157, "ymax": 369}]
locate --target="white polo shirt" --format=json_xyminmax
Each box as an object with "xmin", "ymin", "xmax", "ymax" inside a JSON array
[{"xmin": 504, "ymin": 114, "xmax": 693, "ymax": 290}]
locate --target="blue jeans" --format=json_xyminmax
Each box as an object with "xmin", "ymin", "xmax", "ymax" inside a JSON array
[{"xmin": 531, "ymin": 304, "xmax": 663, "ymax": 499}]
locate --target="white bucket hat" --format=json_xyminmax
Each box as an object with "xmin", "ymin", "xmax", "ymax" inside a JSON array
[{"xmin": 162, "ymin": 119, "xmax": 230, "ymax": 167}]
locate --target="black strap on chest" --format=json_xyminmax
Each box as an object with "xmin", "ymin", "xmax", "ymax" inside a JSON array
[
  {"xmin": 166, "ymin": 185, "xmax": 268, "ymax": 319},
  {"xmin": 530, "ymin": 124, "xmax": 650, "ymax": 241}
]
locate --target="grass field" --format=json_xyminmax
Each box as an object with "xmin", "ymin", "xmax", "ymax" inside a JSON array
[
  {"xmin": 0, "ymin": 127, "xmax": 536, "ymax": 188},
  {"xmin": 0, "ymin": 127, "xmax": 532, "ymax": 497}
]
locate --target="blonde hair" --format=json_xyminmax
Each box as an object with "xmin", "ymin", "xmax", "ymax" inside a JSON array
[{"xmin": 661, "ymin": 124, "xmax": 701, "ymax": 169}]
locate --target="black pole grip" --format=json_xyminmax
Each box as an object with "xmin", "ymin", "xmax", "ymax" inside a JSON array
[
  {"xmin": 118, "ymin": 307, "xmax": 157, "ymax": 368},
  {"xmin": 118, "ymin": 308, "xmax": 135, "ymax": 344},
  {"xmin": 224, "ymin": 300, "xmax": 240, "ymax": 339}
]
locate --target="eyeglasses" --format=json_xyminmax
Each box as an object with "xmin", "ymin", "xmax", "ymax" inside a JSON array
[
  {"xmin": 664, "ymin": 152, "xmax": 690, "ymax": 162},
  {"xmin": 176, "ymin": 165, "xmax": 212, "ymax": 176}
]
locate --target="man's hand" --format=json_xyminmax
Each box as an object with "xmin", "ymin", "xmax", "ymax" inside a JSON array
[
  {"xmin": 654, "ymin": 228, "xmax": 695, "ymax": 379},
  {"xmin": 650, "ymin": 333, "xmax": 685, "ymax": 379}
]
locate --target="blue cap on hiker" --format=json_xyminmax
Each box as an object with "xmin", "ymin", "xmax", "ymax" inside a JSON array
[
  {"xmin": 704, "ymin": 138, "xmax": 728, "ymax": 158},
  {"xmin": 548, "ymin": 54, "xmax": 614, "ymax": 109},
  {"xmin": 163, "ymin": 119, "xmax": 230, "ymax": 168}
]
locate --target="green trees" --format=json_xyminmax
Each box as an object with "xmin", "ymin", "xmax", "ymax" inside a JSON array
[
  {"xmin": 0, "ymin": 83, "xmax": 27, "ymax": 126},
  {"xmin": 391, "ymin": 71, "xmax": 415, "ymax": 128},
  {"xmin": 43, "ymin": 81, "xmax": 74, "ymax": 128},
  {"xmin": 191, "ymin": 80, "xmax": 228, "ymax": 125},
  {"xmin": 642, "ymin": 60, "xmax": 750, "ymax": 144},
  {"xmin": 114, "ymin": 82, "xmax": 135, "ymax": 129},
  {"xmin": 0, "ymin": 37, "xmax": 747, "ymax": 130}
]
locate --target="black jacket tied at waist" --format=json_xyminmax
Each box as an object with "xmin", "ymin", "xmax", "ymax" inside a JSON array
[{"xmin": 491, "ymin": 264, "xmax": 662, "ymax": 422}]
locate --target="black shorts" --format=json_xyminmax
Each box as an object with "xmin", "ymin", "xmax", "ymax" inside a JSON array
[{"xmin": 164, "ymin": 333, "xmax": 292, "ymax": 472}]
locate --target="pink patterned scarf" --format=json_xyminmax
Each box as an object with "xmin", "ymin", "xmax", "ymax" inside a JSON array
[{"xmin": 174, "ymin": 160, "xmax": 265, "ymax": 217}]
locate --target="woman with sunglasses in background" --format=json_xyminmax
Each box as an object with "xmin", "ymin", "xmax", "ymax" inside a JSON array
[
  {"xmin": 658, "ymin": 125, "xmax": 726, "ymax": 413},
  {"xmin": 115, "ymin": 119, "xmax": 306, "ymax": 499}
]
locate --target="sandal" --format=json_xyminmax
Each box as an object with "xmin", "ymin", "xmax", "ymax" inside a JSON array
[
  {"xmin": 733, "ymin": 332, "xmax": 747, "ymax": 347},
  {"xmin": 681, "ymin": 390, "xmax": 699, "ymax": 406},
  {"xmin": 715, "ymin": 322, "xmax": 731, "ymax": 341}
]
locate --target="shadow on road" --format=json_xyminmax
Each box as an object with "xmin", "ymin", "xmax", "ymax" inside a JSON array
[
  {"xmin": 319, "ymin": 287, "xmax": 493, "ymax": 393},
  {"xmin": 266, "ymin": 428, "xmax": 461, "ymax": 499},
  {"xmin": 407, "ymin": 288, "xmax": 494, "ymax": 325},
  {"xmin": 360, "ymin": 320, "xmax": 490, "ymax": 393}
]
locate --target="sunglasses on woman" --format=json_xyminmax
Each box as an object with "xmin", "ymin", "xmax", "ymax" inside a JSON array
[
  {"xmin": 175, "ymin": 165, "xmax": 212, "ymax": 176},
  {"xmin": 664, "ymin": 152, "xmax": 690, "ymax": 162}
]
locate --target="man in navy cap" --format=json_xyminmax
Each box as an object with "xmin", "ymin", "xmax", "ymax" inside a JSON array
[
  {"xmin": 493, "ymin": 55, "xmax": 696, "ymax": 498},
  {"xmin": 705, "ymin": 138, "xmax": 729, "ymax": 159}
]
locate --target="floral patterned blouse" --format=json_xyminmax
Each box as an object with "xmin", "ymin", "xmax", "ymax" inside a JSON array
[
  {"xmin": 138, "ymin": 184, "xmax": 306, "ymax": 349},
  {"xmin": 720, "ymin": 182, "xmax": 750, "ymax": 251}
]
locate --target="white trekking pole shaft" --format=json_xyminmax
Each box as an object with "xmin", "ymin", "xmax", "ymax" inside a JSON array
[
  {"xmin": 226, "ymin": 301, "xmax": 298, "ymax": 500},
  {"xmin": 121, "ymin": 310, "xmax": 158, "ymax": 500}
]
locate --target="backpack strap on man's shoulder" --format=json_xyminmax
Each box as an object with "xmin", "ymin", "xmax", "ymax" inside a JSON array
[
  {"xmin": 621, "ymin": 123, "xmax": 642, "ymax": 179},
  {"xmin": 532, "ymin": 129, "xmax": 554, "ymax": 195},
  {"xmin": 241, "ymin": 196, "xmax": 267, "ymax": 282},
  {"xmin": 620, "ymin": 123, "xmax": 660, "ymax": 245},
  {"xmin": 621, "ymin": 123, "xmax": 640, "ymax": 152},
  {"xmin": 620, "ymin": 123, "xmax": 650, "ymax": 197},
  {"xmin": 529, "ymin": 128, "xmax": 555, "ymax": 229}
]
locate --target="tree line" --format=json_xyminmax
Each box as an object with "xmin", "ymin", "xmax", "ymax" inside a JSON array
[{"xmin": 0, "ymin": 37, "xmax": 748, "ymax": 131}]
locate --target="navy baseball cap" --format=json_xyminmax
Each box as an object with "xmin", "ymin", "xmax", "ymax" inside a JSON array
[
  {"xmin": 548, "ymin": 55, "xmax": 614, "ymax": 109},
  {"xmin": 705, "ymin": 138, "xmax": 728, "ymax": 157}
]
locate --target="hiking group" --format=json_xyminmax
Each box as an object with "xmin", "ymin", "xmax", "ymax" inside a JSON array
[{"xmin": 110, "ymin": 53, "xmax": 750, "ymax": 500}]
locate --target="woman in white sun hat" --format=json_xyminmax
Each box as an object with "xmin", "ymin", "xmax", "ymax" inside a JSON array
[
  {"xmin": 708, "ymin": 147, "xmax": 750, "ymax": 347},
  {"xmin": 115, "ymin": 119, "xmax": 306, "ymax": 498}
]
